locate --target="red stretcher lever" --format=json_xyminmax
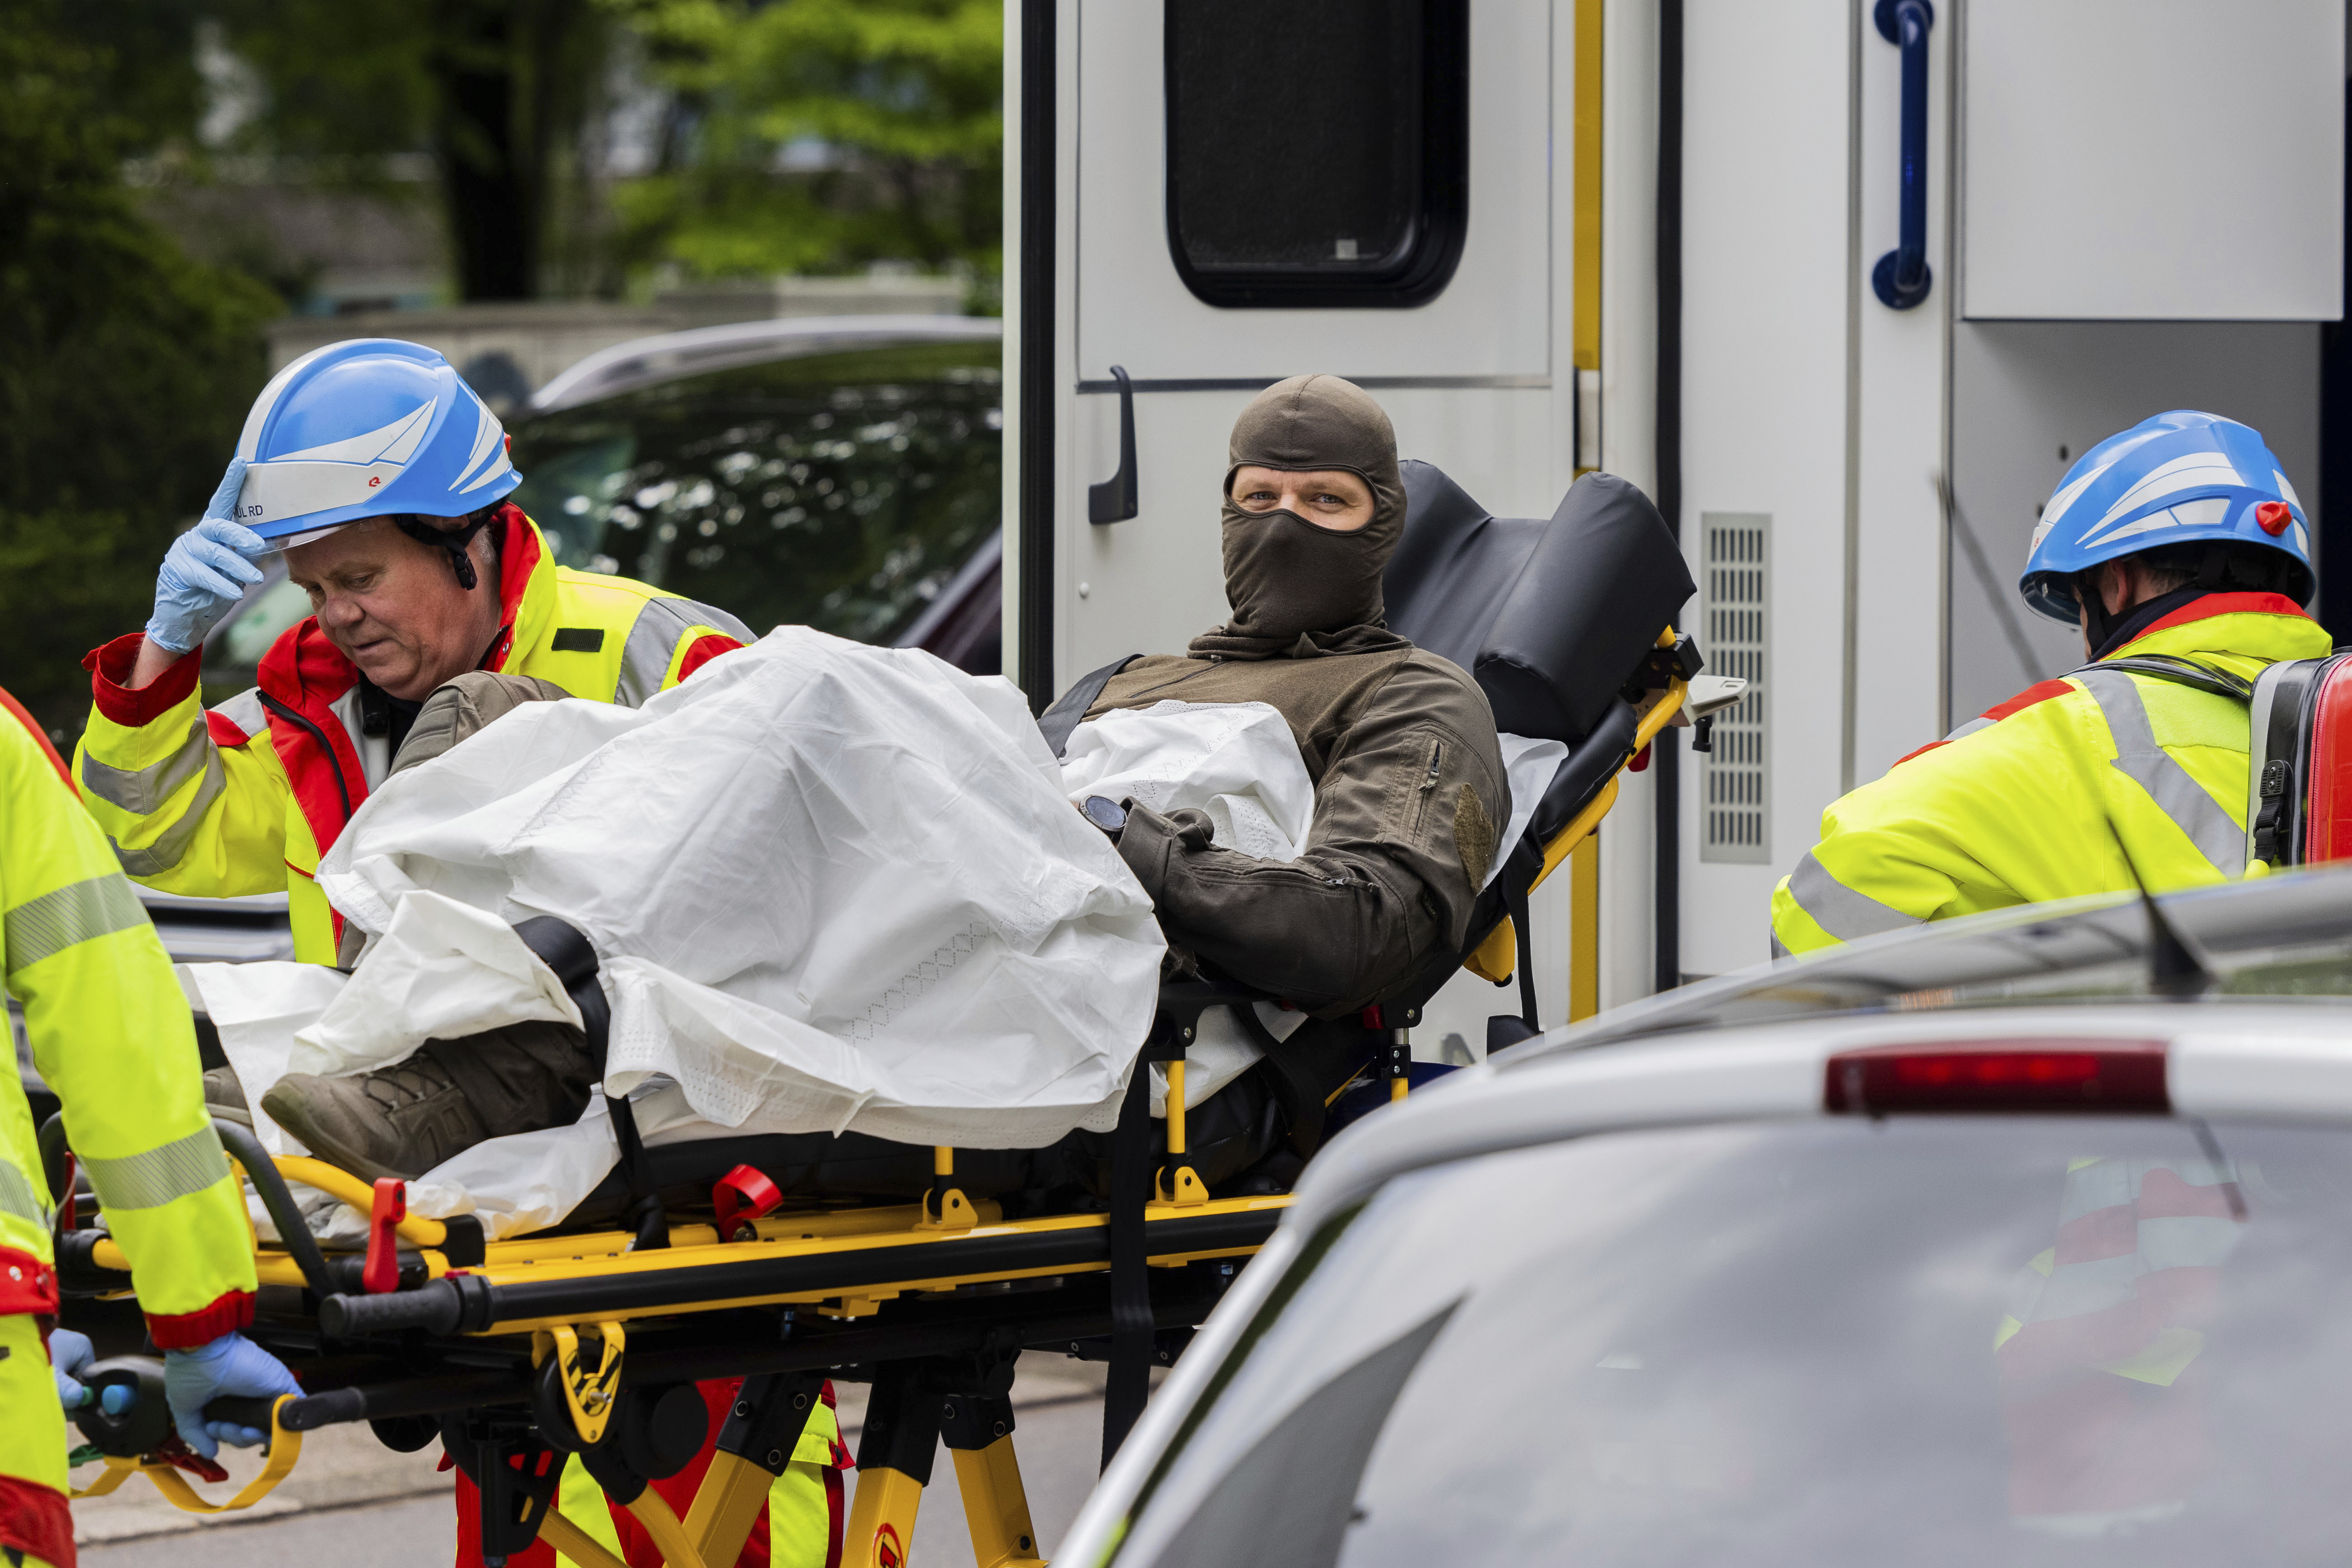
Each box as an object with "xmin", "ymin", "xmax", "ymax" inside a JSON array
[
  {"xmin": 713, "ymin": 1164, "xmax": 783, "ymax": 1242},
  {"xmin": 362, "ymin": 1177, "xmax": 407, "ymax": 1294}
]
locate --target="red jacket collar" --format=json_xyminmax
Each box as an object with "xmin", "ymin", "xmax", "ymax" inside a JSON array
[
  {"xmin": 257, "ymin": 502, "xmax": 541, "ymax": 856},
  {"xmin": 2131, "ymin": 590, "xmax": 2313, "ymax": 641}
]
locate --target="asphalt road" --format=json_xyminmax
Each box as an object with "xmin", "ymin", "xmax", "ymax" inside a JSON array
[{"xmin": 75, "ymin": 1353, "xmax": 1134, "ymax": 1568}]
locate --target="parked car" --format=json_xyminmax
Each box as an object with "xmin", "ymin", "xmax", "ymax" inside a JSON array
[{"xmin": 1059, "ymin": 869, "xmax": 2352, "ymax": 1566}]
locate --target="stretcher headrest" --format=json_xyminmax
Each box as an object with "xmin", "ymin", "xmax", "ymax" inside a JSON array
[{"xmin": 1385, "ymin": 462, "xmax": 1695, "ymax": 744}]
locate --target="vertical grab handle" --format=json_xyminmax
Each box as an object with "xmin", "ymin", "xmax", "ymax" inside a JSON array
[
  {"xmin": 1088, "ymin": 365, "xmax": 1139, "ymax": 524},
  {"xmin": 1871, "ymin": 0, "xmax": 1935, "ymax": 310}
]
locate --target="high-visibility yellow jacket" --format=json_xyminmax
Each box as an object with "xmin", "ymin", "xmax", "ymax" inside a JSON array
[
  {"xmin": 5, "ymin": 686, "xmax": 262, "ymax": 1561},
  {"xmin": 1772, "ymin": 593, "xmax": 2333, "ymax": 956},
  {"xmin": 1, "ymin": 687, "xmax": 254, "ymax": 1338},
  {"xmin": 74, "ymin": 506, "xmax": 752, "ymax": 963}
]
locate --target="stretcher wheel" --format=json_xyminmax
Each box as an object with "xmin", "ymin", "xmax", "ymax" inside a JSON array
[{"xmin": 369, "ymin": 1415, "xmax": 441, "ymax": 1453}]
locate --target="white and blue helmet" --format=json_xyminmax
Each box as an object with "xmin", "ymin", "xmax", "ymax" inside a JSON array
[
  {"xmin": 231, "ymin": 339, "xmax": 521, "ymax": 546},
  {"xmin": 2020, "ymin": 409, "xmax": 2313, "ymax": 623}
]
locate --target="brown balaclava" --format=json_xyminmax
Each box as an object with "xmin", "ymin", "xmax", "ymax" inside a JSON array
[{"xmin": 1187, "ymin": 374, "xmax": 1412, "ymax": 662}]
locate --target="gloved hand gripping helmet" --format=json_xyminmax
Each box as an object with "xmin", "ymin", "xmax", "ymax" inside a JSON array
[
  {"xmin": 231, "ymin": 339, "xmax": 523, "ymax": 582},
  {"xmin": 2019, "ymin": 409, "xmax": 2314, "ymax": 624}
]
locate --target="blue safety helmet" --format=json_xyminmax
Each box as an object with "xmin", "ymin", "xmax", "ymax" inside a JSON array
[
  {"xmin": 230, "ymin": 339, "xmax": 522, "ymax": 545},
  {"xmin": 2019, "ymin": 409, "xmax": 2313, "ymax": 624}
]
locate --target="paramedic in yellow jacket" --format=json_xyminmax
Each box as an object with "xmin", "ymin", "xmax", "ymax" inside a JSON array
[
  {"xmin": 1, "ymin": 686, "xmax": 296, "ymax": 1568},
  {"xmin": 69, "ymin": 340, "xmax": 839, "ymax": 1567},
  {"xmin": 73, "ymin": 339, "xmax": 752, "ymax": 966},
  {"xmin": 1773, "ymin": 410, "xmax": 2329, "ymax": 956}
]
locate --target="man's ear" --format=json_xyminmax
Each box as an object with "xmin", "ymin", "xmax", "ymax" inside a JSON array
[{"xmin": 2098, "ymin": 559, "xmax": 2130, "ymax": 618}]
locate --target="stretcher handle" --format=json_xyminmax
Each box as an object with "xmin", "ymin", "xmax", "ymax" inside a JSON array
[
  {"xmin": 215, "ymin": 1117, "xmax": 337, "ymax": 1298},
  {"xmin": 204, "ymin": 1395, "xmax": 281, "ymax": 1431},
  {"xmin": 275, "ymin": 1156, "xmax": 448, "ymax": 1248},
  {"xmin": 318, "ymin": 1276, "xmax": 471, "ymax": 1338}
]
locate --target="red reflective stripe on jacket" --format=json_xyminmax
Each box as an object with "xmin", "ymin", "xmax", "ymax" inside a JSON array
[
  {"xmin": 0, "ymin": 1470, "xmax": 76, "ymax": 1568},
  {"xmin": 207, "ymin": 708, "xmax": 255, "ymax": 747},
  {"xmin": 1894, "ymin": 678, "xmax": 2078, "ymax": 769},
  {"xmin": 1980, "ymin": 677, "xmax": 2078, "ymax": 725},
  {"xmin": 145, "ymin": 1288, "xmax": 255, "ymax": 1350},
  {"xmin": 2137, "ymin": 590, "xmax": 2312, "ymax": 641},
  {"xmin": 0, "ymin": 684, "xmax": 68, "ymax": 786},
  {"xmin": 676, "ymin": 633, "xmax": 742, "ymax": 685}
]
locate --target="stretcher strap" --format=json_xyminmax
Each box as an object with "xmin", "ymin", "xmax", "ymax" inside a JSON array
[
  {"xmin": 1507, "ymin": 882, "xmax": 1537, "ymax": 1030},
  {"xmin": 71, "ymin": 1396, "xmax": 304, "ymax": 1512},
  {"xmin": 1037, "ymin": 654, "xmax": 1139, "ymax": 758},
  {"xmin": 513, "ymin": 915, "xmax": 669, "ymax": 1251}
]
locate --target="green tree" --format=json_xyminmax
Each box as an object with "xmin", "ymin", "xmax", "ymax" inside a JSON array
[
  {"xmin": 210, "ymin": 0, "xmax": 616, "ymax": 301},
  {"xmin": 614, "ymin": 0, "xmax": 1003, "ymax": 297},
  {"xmin": 0, "ymin": 0, "xmax": 277, "ymax": 740}
]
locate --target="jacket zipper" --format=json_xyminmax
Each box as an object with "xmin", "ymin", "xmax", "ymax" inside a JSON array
[
  {"xmin": 1413, "ymin": 739, "xmax": 1443, "ymax": 833},
  {"xmin": 258, "ymin": 692, "xmax": 355, "ymax": 818}
]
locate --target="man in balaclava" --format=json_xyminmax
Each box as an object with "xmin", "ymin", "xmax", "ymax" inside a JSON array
[{"xmin": 1079, "ymin": 374, "xmax": 1510, "ymax": 1016}]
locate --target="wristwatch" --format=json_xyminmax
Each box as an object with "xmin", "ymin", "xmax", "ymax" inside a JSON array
[{"xmin": 1080, "ymin": 795, "xmax": 1128, "ymax": 840}]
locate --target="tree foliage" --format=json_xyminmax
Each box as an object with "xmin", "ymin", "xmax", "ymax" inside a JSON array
[
  {"xmin": 609, "ymin": 0, "xmax": 1003, "ymax": 291},
  {"xmin": 0, "ymin": 0, "xmax": 277, "ymax": 739}
]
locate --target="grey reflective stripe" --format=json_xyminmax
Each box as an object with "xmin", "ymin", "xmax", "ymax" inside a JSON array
[
  {"xmin": 1786, "ymin": 851, "xmax": 1924, "ymax": 943},
  {"xmin": 78, "ymin": 717, "xmax": 211, "ymax": 815},
  {"xmin": 111, "ymin": 749, "xmax": 226, "ymax": 877},
  {"xmin": 1941, "ymin": 716, "xmax": 1992, "ymax": 745},
  {"xmin": 0, "ymin": 1160, "xmax": 51, "ymax": 1231},
  {"xmin": 613, "ymin": 597, "xmax": 755, "ymax": 708},
  {"xmin": 1770, "ymin": 932, "xmax": 1792, "ymax": 961},
  {"xmin": 2078, "ymin": 669, "xmax": 2247, "ymax": 876},
  {"xmin": 81, "ymin": 1124, "xmax": 229, "ymax": 1212},
  {"xmin": 212, "ymin": 685, "xmax": 268, "ymax": 740},
  {"xmin": 3, "ymin": 874, "xmax": 149, "ymax": 976}
]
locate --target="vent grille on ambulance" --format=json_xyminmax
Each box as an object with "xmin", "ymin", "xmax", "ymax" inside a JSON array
[{"xmin": 1701, "ymin": 513, "xmax": 1769, "ymax": 864}]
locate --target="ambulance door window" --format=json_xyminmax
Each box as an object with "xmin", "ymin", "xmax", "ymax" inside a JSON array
[{"xmin": 1162, "ymin": 0, "xmax": 1468, "ymax": 308}]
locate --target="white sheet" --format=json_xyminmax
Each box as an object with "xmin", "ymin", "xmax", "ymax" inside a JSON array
[{"xmin": 186, "ymin": 672, "xmax": 1554, "ymax": 1240}]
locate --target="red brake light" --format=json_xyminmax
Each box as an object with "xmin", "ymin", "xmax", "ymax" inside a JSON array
[{"xmin": 1824, "ymin": 1039, "xmax": 2168, "ymax": 1115}]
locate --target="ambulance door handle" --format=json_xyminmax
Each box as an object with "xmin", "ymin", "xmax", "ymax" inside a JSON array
[
  {"xmin": 1088, "ymin": 365, "xmax": 1139, "ymax": 524},
  {"xmin": 1871, "ymin": 0, "xmax": 1934, "ymax": 310}
]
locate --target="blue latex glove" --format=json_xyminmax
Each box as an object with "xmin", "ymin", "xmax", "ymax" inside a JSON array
[
  {"xmin": 164, "ymin": 1332, "xmax": 300, "ymax": 1458},
  {"xmin": 147, "ymin": 458, "xmax": 268, "ymax": 654},
  {"xmin": 50, "ymin": 1327, "xmax": 95, "ymax": 1409}
]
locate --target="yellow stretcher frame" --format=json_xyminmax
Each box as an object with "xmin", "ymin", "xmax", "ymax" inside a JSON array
[{"xmin": 64, "ymin": 659, "xmax": 1693, "ymax": 1568}]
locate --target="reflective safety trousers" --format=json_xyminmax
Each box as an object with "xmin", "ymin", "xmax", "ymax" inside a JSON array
[
  {"xmin": 0, "ymin": 694, "xmax": 256, "ymax": 1341},
  {"xmin": 73, "ymin": 508, "xmax": 752, "ymax": 962},
  {"xmin": 1772, "ymin": 595, "xmax": 2333, "ymax": 956}
]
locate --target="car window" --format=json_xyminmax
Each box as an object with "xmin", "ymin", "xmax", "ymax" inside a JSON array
[
  {"xmin": 506, "ymin": 340, "xmax": 1001, "ymax": 647},
  {"xmin": 1112, "ymin": 1117, "xmax": 2352, "ymax": 1567}
]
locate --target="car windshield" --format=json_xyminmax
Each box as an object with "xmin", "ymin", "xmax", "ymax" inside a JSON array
[
  {"xmin": 509, "ymin": 337, "xmax": 1001, "ymax": 648},
  {"xmin": 1113, "ymin": 1116, "xmax": 2352, "ymax": 1567}
]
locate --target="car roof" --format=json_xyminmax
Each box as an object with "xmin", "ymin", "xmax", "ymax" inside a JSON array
[
  {"xmin": 1514, "ymin": 862, "xmax": 2352, "ymax": 1060},
  {"xmin": 526, "ymin": 313, "xmax": 1005, "ymax": 415}
]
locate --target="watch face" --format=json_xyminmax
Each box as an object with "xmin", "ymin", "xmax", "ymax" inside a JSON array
[{"xmin": 1082, "ymin": 795, "xmax": 1126, "ymax": 836}]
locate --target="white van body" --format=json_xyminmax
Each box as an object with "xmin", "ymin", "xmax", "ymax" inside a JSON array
[{"xmin": 1001, "ymin": 0, "xmax": 2345, "ymax": 1030}]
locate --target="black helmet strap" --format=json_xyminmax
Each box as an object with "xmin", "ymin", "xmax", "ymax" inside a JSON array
[{"xmin": 396, "ymin": 511, "xmax": 496, "ymax": 592}]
